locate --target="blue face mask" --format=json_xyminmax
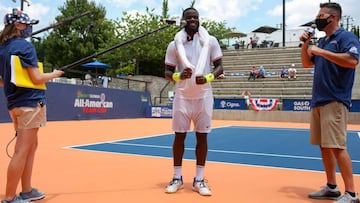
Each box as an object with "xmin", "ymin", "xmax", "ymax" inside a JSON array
[{"xmin": 20, "ymin": 25, "xmax": 33, "ymax": 38}]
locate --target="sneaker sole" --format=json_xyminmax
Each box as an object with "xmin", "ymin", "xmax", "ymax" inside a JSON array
[
  {"xmin": 192, "ymin": 187, "xmax": 212, "ymax": 196},
  {"xmin": 22, "ymin": 195, "xmax": 45, "ymax": 201},
  {"xmin": 308, "ymin": 195, "xmax": 340, "ymax": 200},
  {"xmin": 164, "ymin": 185, "xmax": 184, "ymax": 194}
]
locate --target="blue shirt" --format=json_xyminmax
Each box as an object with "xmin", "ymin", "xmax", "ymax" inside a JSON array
[
  {"xmin": 0, "ymin": 37, "xmax": 45, "ymax": 110},
  {"xmin": 311, "ymin": 28, "xmax": 360, "ymax": 109}
]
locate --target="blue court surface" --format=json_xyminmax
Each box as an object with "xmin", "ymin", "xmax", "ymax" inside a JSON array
[{"xmin": 68, "ymin": 126, "xmax": 360, "ymax": 174}]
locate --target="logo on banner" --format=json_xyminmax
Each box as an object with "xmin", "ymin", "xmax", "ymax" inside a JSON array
[
  {"xmin": 151, "ymin": 106, "xmax": 172, "ymax": 118},
  {"xmin": 250, "ymin": 98, "xmax": 278, "ymax": 111},
  {"xmin": 217, "ymin": 100, "xmax": 242, "ymax": 109},
  {"xmin": 293, "ymin": 101, "xmax": 311, "ymax": 111},
  {"xmin": 74, "ymin": 90, "xmax": 114, "ymax": 113}
]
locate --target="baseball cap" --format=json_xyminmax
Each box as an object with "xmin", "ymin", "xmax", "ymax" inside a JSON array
[{"xmin": 4, "ymin": 9, "xmax": 39, "ymax": 25}]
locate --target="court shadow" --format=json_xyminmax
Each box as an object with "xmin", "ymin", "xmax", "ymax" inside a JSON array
[{"xmin": 278, "ymin": 186, "xmax": 333, "ymax": 203}]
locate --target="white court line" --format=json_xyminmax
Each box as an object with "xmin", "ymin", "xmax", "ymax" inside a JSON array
[{"xmin": 109, "ymin": 142, "xmax": 360, "ymax": 163}]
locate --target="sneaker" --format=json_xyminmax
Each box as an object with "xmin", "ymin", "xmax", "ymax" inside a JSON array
[
  {"xmin": 334, "ymin": 192, "xmax": 360, "ymax": 203},
  {"xmin": 165, "ymin": 176, "xmax": 184, "ymax": 193},
  {"xmin": 1, "ymin": 196, "xmax": 31, "ymax": 203},
  {"xmin": 192, "ymin": 178, "xmax": 212, "ymax": 196},
  {"xmin": 19, "ymin": 188, "xmax": 45, "ymax": 201},
  {"xmin": 309, "ymin": 185, "xmax": 341, "ymax": 200}
]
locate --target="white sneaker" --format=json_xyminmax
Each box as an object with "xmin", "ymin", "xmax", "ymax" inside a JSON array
[
  {"xmin": 165, "ymin": 176, "xmax": 183, "ymax": 193},
  {"xmin": 192, "ymin": 178, "xmax": 212, "ymax": 196},
  {"xmin": 334, "ymin": 192, "xmax": 360, "ymax": 203},
  {"xmin": 309, "ymin": 185, "xmax": 341, "ymax": 200}
]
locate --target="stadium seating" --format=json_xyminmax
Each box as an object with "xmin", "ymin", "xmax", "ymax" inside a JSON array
[{"xmin": 212, "ymin": 46, "xmax": 314, "ymax": 100}]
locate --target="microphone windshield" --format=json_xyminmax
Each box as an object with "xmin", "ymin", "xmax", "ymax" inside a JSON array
[
  {"xmin": 160, "ymin": 19, "xmax": 176, "ymax": 25},
  {"xmin": 160, "ymin": 18, "xmax": 187, "ymax": 27}
]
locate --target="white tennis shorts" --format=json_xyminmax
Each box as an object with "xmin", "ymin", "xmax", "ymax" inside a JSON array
[{"xmin": 172, "ymin": 96, "xmax": 213, "ymax": 133}]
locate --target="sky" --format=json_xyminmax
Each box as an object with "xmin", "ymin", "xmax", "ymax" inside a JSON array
[{"xmin": 0, "ymin": 0, "xmax": 358, "ymax": 36}]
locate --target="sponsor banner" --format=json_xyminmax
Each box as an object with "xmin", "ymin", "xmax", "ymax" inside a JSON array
[
  {"xmin": 283, "ymin": 99, "xmax": 311, "ymax": 111},
  {"xmin": 46, "ymin": 83, "xmax": 150, "ymax": 120},
  {"xmin": 283, "ymin": 99, "xmax": 360, "ymax": 112},
  {"xmin": 0, "ymin": 83, "xmax": 151, "ymax": 122},
  {"xmin": 147, "ymin": 106, "xmax": 173, "ymax": 118},
  {"xmin": 214, "ymin": 99, "xmax": 246, "ymax": 110},
  {"xmin": 250, "ymin": 98, "xmax": 278, "ymax": 111}
]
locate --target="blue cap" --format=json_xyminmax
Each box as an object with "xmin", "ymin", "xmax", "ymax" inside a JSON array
[{"xmin": 4, "ymin": 10, "xmax": 39, "ymax": 25}]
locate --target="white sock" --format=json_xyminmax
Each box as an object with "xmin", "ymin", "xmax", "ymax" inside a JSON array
[
  {"xmin": 195, "ymin": 165, "xmax": 205, "ymax": 181},
  {"xmin": 174, "ymin": 166, "xmax": 182, "ymax": 179}
]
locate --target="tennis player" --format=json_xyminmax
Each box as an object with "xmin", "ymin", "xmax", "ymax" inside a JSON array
[{"xmin": 164, "ymin": 7, "xmax": 223, "ymax": 196}]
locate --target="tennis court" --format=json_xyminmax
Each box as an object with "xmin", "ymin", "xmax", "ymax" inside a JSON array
[
  {"xmin": 67, "ymin": 126, "xmax": 360, "ymax": 174},
  {"xmin": 1, "ymin": 119, "xmax": 359, "ymax": 203}
]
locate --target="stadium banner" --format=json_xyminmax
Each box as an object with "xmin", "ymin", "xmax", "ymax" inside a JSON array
[
  {"xmin": 283, "ymin": 99, "xmax": 360, "ymax": 112},
  {"xmin": 146, "ymin": 106, "xmax": 173, "ymax": 118},
  {"xmin": 0, "ymin": 82, "xmax": 151, "ymax": 122},
  {"xmin": 283, "ymin": 99, "xmax": 311, "ymax": 111},
  {"xmin": 250, "ymin": 98, "xmax": 278, "ymax": 111},
  {"xmin": 214, "ymin": 99, "xmax": 246, "ymax": 110}
]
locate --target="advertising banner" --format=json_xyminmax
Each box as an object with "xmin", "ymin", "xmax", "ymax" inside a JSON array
[
  {"xmin": 214, "ymin": 99, "xmax": 246, "ymax": 110},
  {"xmin": 146, "ymin": 106, "xmax": 173, "ymax": 118},
  {"xmin": 283, "ymin": 99, "xmax": 311, "ymax": 111},
  {"xmin": 0, "ymin": 83, "xmax": 151, "ymax": 122},
  {"xmin": 283, "ymin": 99, "xmax": 360, "ymax": 112}
]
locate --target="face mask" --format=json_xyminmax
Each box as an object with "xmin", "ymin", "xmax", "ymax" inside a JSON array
[
  {"xmin": 20, "ymin": 25, "xmax": 33, "ymax": 38},
  {"xmin": 315, "ymin": 16, "xmax": 331, "ymax": 31}
]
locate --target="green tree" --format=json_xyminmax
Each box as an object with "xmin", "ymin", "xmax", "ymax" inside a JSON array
[
  {"xmin": 201, "ymin": 19, "xmax": 234, "ymax": 47},
  {"xmin": 110, "ymin": 7, "xmax": 178, "ymax": 76},
  {"xmin": 41, "ymin": 0, "xmax": 116, "ymax": 78},
  {"xmin": 108, "ymin": 2, "xmax": 233, "ymax": 77},
  {"xmin": 162, "ymin": 0, "xmax": 169, "ymax": 19},
  {"xmin": 36, "ymin": 0, "xmax": 234, "ymax": 78}
]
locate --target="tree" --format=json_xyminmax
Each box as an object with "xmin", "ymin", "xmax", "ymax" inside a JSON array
[
  {"xmin": 41, "ymin": 0, "xmax": 116, "ymax": 78},
  {"xmin": 36, "ymin": 0, "xmax": 234, "ymax": 78},
  {"xmin": 110, "ymin": 7, "xmax": 178, "ymax": 76},
  {"xmin": 108, "ymin": 2, "xmax": 233, "ymax": 77},
  {"xmin": 201, "ymin": 19, "xmax": 234, "ymax": 47}
]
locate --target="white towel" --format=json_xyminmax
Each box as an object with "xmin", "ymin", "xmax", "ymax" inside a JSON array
[{"xmin": 174, "ymin": 26, "xmax": 210, "ymax": 76}]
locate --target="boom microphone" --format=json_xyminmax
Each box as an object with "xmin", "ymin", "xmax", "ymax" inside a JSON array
[
  {"xmin": 160, "ymin": 19, "xmax": 176, "ymax": 24},
  {"xmin": 299, "ymin": 24, "xmax": 316, "ymax": 47},
  {"xmin": 160, "ymin": 18, "xmax": 187, "ymax": 27}
]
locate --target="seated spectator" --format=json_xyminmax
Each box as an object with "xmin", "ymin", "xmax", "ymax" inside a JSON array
[
  {"xmin": 257, "ymin": 66, "xmax": 265, "ymax": 78},
  {"xmin": 288, "ymin": 64, "xmax": 297, "ymax": 79},
  {"xmin": 248, "ymin": 66, "xmax": 258, "ymax": 80},
  {"xmin": 280, "ymin": 68, "xmax": 288, "ymax": 78}
]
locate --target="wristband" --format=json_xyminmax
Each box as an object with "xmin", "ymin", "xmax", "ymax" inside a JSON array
[
  {"xmin": 204, "ymin": 73, "xmax": 215, "ymax": 83},
  {"xmin": 172, "ymin": 72, "xmax": 181, "ymax": 82}
]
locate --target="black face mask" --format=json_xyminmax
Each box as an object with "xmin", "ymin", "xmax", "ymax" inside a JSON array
[{"xmin": 315, "ymin": 16, "xmax": 331, "ymax": 31}]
